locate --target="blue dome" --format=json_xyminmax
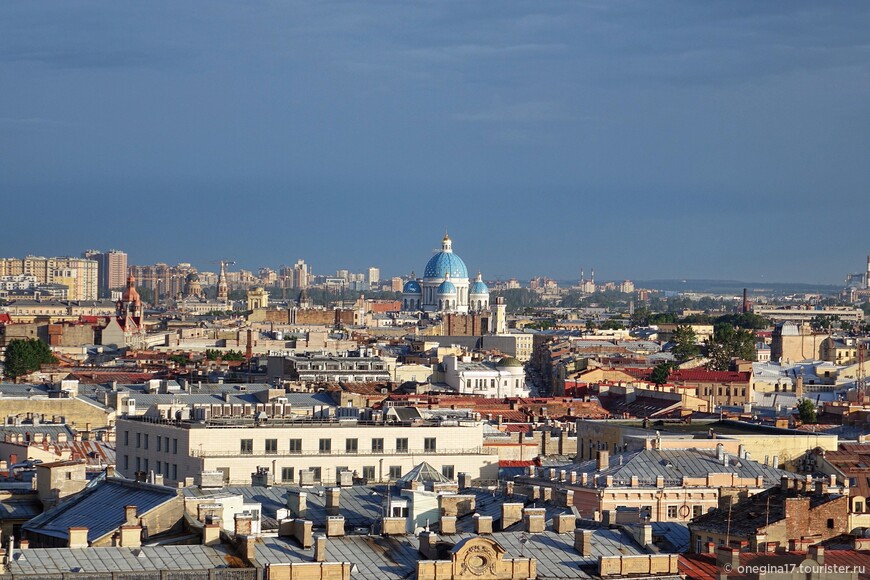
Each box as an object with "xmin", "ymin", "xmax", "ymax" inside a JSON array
[
  {"xmin": 424, "ymin": 252, "xmax": 468, "ymax": 279},
  {"xmin": 469, "ymin": 280, "xmax": 489, "ymax": 295},
  {"xmin": 437, "ymin": 280, "xmax": 457, "ymax": 295},
  {"xmin": 402, "ymin": 280, "xmax": 422, "ymax": 294}
]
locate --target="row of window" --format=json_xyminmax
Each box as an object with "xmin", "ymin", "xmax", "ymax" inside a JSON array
[
  {"xmin": 125, "ymin": 431, "xmax": 179, "ymax": 454},
  {"xmin": 124, "ymin": 455, "xmax": 178, "ymax": 480},
  {"xmin": 273, "ymin": 464, "xmax": 455, "ymax": 483},
  {"xmin": 239, "ymin": 437, "xmax": 437, "ymax": 455}
]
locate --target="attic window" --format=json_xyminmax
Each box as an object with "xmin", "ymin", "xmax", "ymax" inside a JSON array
[{"xmin": 827, "ymin": 519, "xmax": 834, "ymax": 529}]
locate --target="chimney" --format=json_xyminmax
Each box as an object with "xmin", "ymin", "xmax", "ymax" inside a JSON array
[
  {"xmin": 68, "ymin": 527, "xmax": 89, "ymax": 549},
  {"xmin": 716, "ymin": 443, "xmax": 725, "ymax": 462},
  {"xmin": 501, "ymin": 503, "xmax": 523, "ymax": 530},
  {"xmin": 203, "ymin": 524, "xmax": 221, "ymax": 546},
  {"xmin": 809, "ymin": 544, "xmax": 825, "ymax": 565},
  {"xmin": 326, "ymin": 516, "xmax": 345, "ymax": 537},
  {"xmin": 326, "ymin": 488, "xmax": 341, "ymax": 516},
  {"xmin": 458, "ymin": 473, "xmax": 472, "ymax": 489},
  {"xmin": 574, "ymin": 529, "xmax": 593, "ymax": 556},
  {"xmin": 419, "ymin": 530, "xmax": 439, "ymax": 560},
  {"xmin": 119, "ymin": 525, "xmax": 141, "ymax": 548},
  {"xmin": 781, "ymin": 475, "xmax": 791, "ymax": 490},
  {"xmin": 554, "ymin": 513, "xmax": 575, "ymax": 534},
  {"xmin": 440, "ymin": 516, "xmax": 456, "ymax": 535},
  {"xmin": 772, "ymin": 456, "xmax": 779, "ymax": 469},
  {"xmin": 124, "ymin": 505, "xmax": 138, "ymax": 526},
  {"xmin": 18, "ymin": 540, "xmax": 28, "ymax": 550},
  {"xmin": 286, "ymin": 490, "xmax": 307, "ymax": 518},
  {"xmin": 716, "ymin": 546, "xmax": 740, "ymax": 571},
  {"xmin": 597, "ymin": 450, "xmax": 609, "ymax": 471},
  {"xmin": 234, "ymin": 514, "xmax": 253, "ymax": 536},
  {"xmin": 474, "ymin": 514, "xmax": 493, "ymax": 535},
  {"xmin": 738, "ymin": 445, "xmax": 745, "ymax": 459},
  {"xmin": 523, "ymin": 508, "xmax": 546, "ymax": 533},
  {"xmin": 314, "ymin": 535, "xmax": 327, "ymax": 562}
]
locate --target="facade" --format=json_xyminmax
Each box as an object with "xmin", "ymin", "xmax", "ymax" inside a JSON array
[
  {"xmin": 83, "ymin": 249, "xmax": 128, "ymax": 297},
  {"xmin": 267, "ymin": 353, "xmax": 391, "ymax": 383},
  {"xmin": 771, "ymin": 322, "xmax": 830, "ymax": 364},
  {"xmin": 441, "ymin": 355, "xmax": 530, "ymax": 398},
  {"xmin": 401, "ymin": 235, "xmax": 490, "ymax": 315},
  {"xmin": 0, "ymin": 256, "xmax": 98, "ymax": 300},
  {"xmin": 116, "ymin": 416, "xmax": 499, "ymax": 485}
]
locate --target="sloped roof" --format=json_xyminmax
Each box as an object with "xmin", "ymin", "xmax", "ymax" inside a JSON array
[{"xmin": 23, "ymin": 479, "xmax": 179, "ymax": 543}]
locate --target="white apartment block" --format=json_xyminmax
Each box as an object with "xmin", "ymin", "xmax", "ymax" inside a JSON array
[{"xmin": 116, "ymin": 417, "xmax": 499, "ymax": 486}]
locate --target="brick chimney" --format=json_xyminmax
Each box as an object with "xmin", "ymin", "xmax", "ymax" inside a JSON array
[
  {"xmin": 314, "ymin": 535, "xmax": 327, "ymax": 562},
  {"xmin": 597, "ymin": 450, "xmax": 609, "ymax": 471},
  {"xmin": 203, "ymin": 524, "xmax": 221, "ymax": 546},
  {"xmin": 523, "ymin": 508, "xmax": 546, "ymax": 533},
  {"xmin": 68, "ymin": 527, "xmax": 89, "ymax": 549},
  {"xmin": 501, "ymin": 503, "xmax": 523, "ymax": 530},
  {"xmin": 474, "ymin": 515, "xmax": 493, "ymax": 535},
  {"xmin": 326, "ymin": 488, "xmax": 341, "ymax": 516},
  {"xmin": 574, "ymin": 529, "xmax": 593, "ymax": 556},
  {"xmin": 808, "ymin": 544, "xmax": 825, "ymax": 565},
  {"xmin": 124, "ymin": 505, "xmax": 138, "ymax": 526},
  {"xmin": 119, "ymin": 525, "xmax": 141, "ymax": 548}
]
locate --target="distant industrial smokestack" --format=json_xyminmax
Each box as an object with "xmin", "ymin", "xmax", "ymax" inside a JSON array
[
  {"xmin": 866, "ymin": 256, "xmax": 870, "ymax": 289},
  {"xmin": 742, "ymin": 288, "xmax": 749, "ymax": 314}
]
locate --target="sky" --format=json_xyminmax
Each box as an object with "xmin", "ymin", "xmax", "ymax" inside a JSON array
[{"xmin": 1, "ymin": 1, "xmax": 869, "ymax": 284}]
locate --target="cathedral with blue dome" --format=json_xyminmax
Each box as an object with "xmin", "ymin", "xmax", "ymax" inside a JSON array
[{"xmin": 402, "ymin": 234, "xmax": 489, "ymax": 314}]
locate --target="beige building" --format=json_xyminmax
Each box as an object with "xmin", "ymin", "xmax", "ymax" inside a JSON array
[
  {"xmin": 0, "ymin": 257, "xmax": 98, "ymax": 300},
  {"xmin": 116, "ymin": 417, "xmax": 499, "ymax": 486}
]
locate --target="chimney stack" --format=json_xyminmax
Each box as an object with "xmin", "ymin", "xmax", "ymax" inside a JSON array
[{"xmin": 597, "ymin": 450, "xmax": 609, "ymax": 471}]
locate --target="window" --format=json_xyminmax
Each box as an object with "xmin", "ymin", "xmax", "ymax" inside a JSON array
[
  {"xmin": 372, "ymin": 438, "xmax": 384, "ymax": 453},
  {"xmin": 265, "ymin": 439, "xmax": 278, "ymax": 454},
  {"xmin": 136, "ymin": 433, "xmax": 141, "ymax": 448},
  {"xmin": 319, "ymin": 438, "xmax": 332, "ymax": 454},
  {"xmin": 289, "ymin": 439, "xmax": 302, "ymax": 454},
  {"xmin": 396, "ymin": 438, "xmax": 409, "ymax": 453},
  {"xmin": 696, "ymin": 538, "xmax": 702, "ymax": 553},
  {"xmin": 172, "ymin": 438, "xmax": 178, "ymax": 454},
  {"xmin": 240, "ymin": 439, "xmax": 253, "ymax": 454},
  {"xmin": 143, "ymin": 434, "xmax": 149, "ymax": 450},
  {"xmin": 827, "ymin": 518, "xmax": 835, "ymax": 529},
  {"xmin": 424, "ymin": 438, "xmax": 436, "ymax": 453},
  {"xmin": 389, "ymin": 466, "xmax": 402, "ymax": 479},
  {"xmin": 667, "ymin": 506, "xmax": 677, "ymax": 518},
  {"xmin": 856, "ymin": 501, "xmax": 864, "ymax": 513},
  {"xmin": 346, "ymin": 438, "xmax": 358, "ymax": 454},
  {"xmin": 363, "ymin": 466, "xmax": 375, "ymax": 480},
  {"xmin": 391, "ymin": 505, "xmax": 409, "ymax": 518},
  {"xmin": 171, "ymin": 464, "xmax": 177, "ymax": 480},
  {"xmin": 156, "ymin": 436, "xmax": 162, "ymax": 452},
  {"xmin": 143, "ymin": 459, "xmax": 149, "ymax": 472},
  {"xmin": 124, "ymin": 455, "xmax": 129, "ymax": 470},
  {"xmin": 136, "ymin": 457, "xmax": 141, "ymax": 472},
  {"xmin": 282, "ymin": 467, "xmax": 295, "ymax": 482},
  {"xmin": 312, "ymin": 467, "xmax": 322, "ymax": 481},
  {"xmin": 442, "ymin": 465, "xmax": 455, "ymax": 480},
  {"xmin": 157, "ymin": 461, "xmax": 162, "ymax": 474},
  {"xmin": 693, "ymin": 505, "xmax": 703, "ymax": 518},
  {"xmin": 124, "ymin": 431, "xmax": 129, "ymax": 446}
]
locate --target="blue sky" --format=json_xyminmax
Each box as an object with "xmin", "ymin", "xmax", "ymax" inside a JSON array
[{"xmin": 1, "ymin": 1, "xmax": 869, "ymax": 283}]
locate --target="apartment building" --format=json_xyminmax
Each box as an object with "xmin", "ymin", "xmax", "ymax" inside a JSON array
[
  {"xmin": 0, "ymin": 257, "xmax": 98, "ymax": 300},
  {"xmin": 116, "ymin": 416, "xmax": 499, "ymax": 486}
]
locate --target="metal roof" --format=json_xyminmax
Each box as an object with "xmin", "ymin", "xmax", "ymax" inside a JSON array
[
  {"xmin": 7, "ymin": 545, "xmax": 234, "ymax": 575},
  {"xmin": 23, "ymin": 479, "xmax": 179, "ymax": 543}
]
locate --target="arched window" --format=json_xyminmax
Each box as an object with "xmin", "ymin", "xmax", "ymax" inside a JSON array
[{"xmin": 439, "ymin": 299, "xmax": 443, "ymax": 310}]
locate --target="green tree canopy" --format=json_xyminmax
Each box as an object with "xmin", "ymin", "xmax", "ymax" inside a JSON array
[
  {"xmin": 671, "ymin": 325, "xmax": 699, "ymax": 362},
  {"xmin": 650, "ymin": 361, "xmax": 675, "ymax": 387},
  {"xmin": 797, "ymin": 399, "xmax": 817, "ymax": 424},
  {"xmin": 707, "ymin": 324, "xmax": 756, "ymax": 370},
  {"xmin": 3, "ymin": 338, "xmax": 57, "ymax": 380}
]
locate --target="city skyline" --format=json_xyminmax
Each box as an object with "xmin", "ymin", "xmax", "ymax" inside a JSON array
[{"xmin": 3, "ymin": 2, "xmax": 870, "ymax": 283}]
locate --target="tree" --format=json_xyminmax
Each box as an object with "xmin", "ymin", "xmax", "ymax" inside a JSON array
[
  {"xmin": 671, "ymin": 325, "xmax": 699, "ymax": 362},
  {"xmin": 650, "ymin": 361, "xmax": 674, "ymax": 388},
  {"xmin": 797, "ymin": 399, "xmax": 817, "ymax": 424},
  {"xmin": 707, "ymin": 324, "xmax": 756, "ymax": 370},
  {"xmin": 3, "ymin": 338, "xmax": 57, "ymax": 380}
]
